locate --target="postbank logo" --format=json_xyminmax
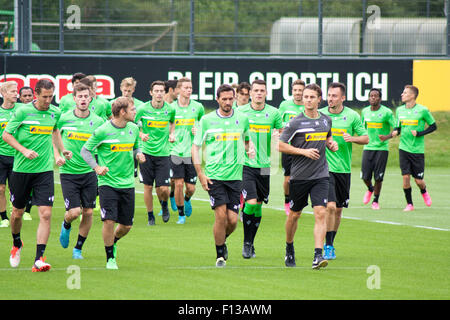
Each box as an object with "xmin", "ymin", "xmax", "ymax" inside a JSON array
[
  {"xmin": 305, "ymin": 132, "xmax": 327, "ymax": 141},
  {"xmin": 400, "ymin": 119, "xmax": 418, "ymax": 126},
  {"xmin": 110, "ymin": 143, "xmax": 134, "ymax": 152},
  {"xmin": 331, "ymin": 128, "xmax": 347, "ymax": 136},
  {"xmin": 175, "ymin": 119, "xmax": 195, "ymax": 126},
  {"xmin": 215, "ymin": 132, "xmax": 241, "ymax": 141},
  {"xmin": 367, "ymin": 122, "xmax": 383, "ymax": 129},
  {"xmin": 30, "ymin": 126, "xmax": 53, "ymax": 135},
  {"xmin": 67, "ymin": 131, "xmax": 91, "ymax": 141},
  {"xmin": 147, "ymin": 121, "xmax": 168, "ymax": 128},
  {"xmin": 249, "ymin": 124, "xmax": 271, "ymax": 133}
]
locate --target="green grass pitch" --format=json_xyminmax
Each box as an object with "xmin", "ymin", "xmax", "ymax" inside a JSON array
[{"xmin": 0, "ymin": 164, "xmax": 448, "ymax": 300}]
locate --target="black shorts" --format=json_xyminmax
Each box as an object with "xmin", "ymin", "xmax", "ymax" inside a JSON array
[
  {"xmin": 281, "ymin": 153, "xmax": 292, "ymax": 177},
  {"xmin": 99, "ymin": 186, "xmax": 135, "ymax": 226},
  {"xmin": 399, "ymin": 149, "xmax": 425, "ymax": 179},
  {"xmin": 289, "ymin": 177, "xmax": 329, "ymax": 212},
  {"xmin": 242, "ymin": 166, "xmax": 270, "ymax": 204},
  {"xmin": 170, "ymin": 156, "xmax": 197, "ymax": 184},
  {"xmin": 0, "ymin": 155, "xmax": 14, "ymax": 185},
  {"xmin": 60, "ymin": 172, "xmax": 98, "ymax": 210},
  {"xmin": 207, "ymin": 180, "xmax": 242, "ymax": 213},
  {"xmin": 9, "ymin": 171, "xmax": 54, "ymax": 209},
  {"xmin": 140, "ymin": 153, "xmax": 170, "ymax": 187},
  {"xmin": 328, "ymin": 172, "xmax": 351, "ymax": 208},
  {"xmin": 361, "ymin": 150, "xmax": 389, "ymax": 181}
]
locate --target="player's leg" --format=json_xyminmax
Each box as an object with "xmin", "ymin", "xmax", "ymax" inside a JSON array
[
  {"xmin": 0, "ymin": 155, "xmax": 13, "ymax": 226},
  {"xmin": 361, "ymin": 150, "xmax": 374, "ymax": 205},
  {"xmin": 213, "ymin": 204, "xmax": 228, "ymax": 267},
  {"xmin": 399, "ymin": 149, "xmax": 414, "ymax": 211},
  {"xmin": 0, "ymin": 184, "xmax": 9, "ymax": 227},
  {"xmin": 284, "ymin": 180, "xmax": 308, "ymax": 267},
  {"xmin": 310, "ymin": 178, "xmax": 330, "ymax": 269},
  {"xmin": 411, "ymin": 153, "xmax": 431, "ymax": 207},
  {"xmin": 99, "ymin": 186, "xmax": 119, "ymax": 269},
  {"xmin": 154, "ymin": 156, "xmax": 171, "ymax": 220},
  {"xmin": 241, "ymin": 167, "xmax": 258, "ymax": 258},
  {"xmin": 169, "ymin": 178, "xmax": 177, "ymax": 211},
  {"xmin": 59, "ymin": 174, "xmax": 82, "ymax": 248},
  {"xmin": 281, "ymin": 153, "xmax": 292, "ymax": 216},
  {"xmin": 31, "ymin": 171, "xmax": 54, "ymax": 272},
  {"xmin": 183, "ymin": 161, "xmax": 197, "ymax": 218},
  {"xmin": 140, "ymin": 153, "xmax": 157, "ymax": 225},
  {"xmin": 370, "ymin": 150, "xmax": 388, "ymax": 209}
]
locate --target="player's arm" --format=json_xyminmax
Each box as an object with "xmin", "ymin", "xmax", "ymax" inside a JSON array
[
  {"xmin": 412, "ymin": 122, "xmax": 437, "ymax": 137},
  {"xmin": 343, "ymin": 115, "xmax": 369, "ymax": 145},
  {"xmin": 192, "ymin": 143, "xmax": 211, "ymax": 191},
  {"xmin": 2, "ymin": 109, "xmax": 38, "ymax": 159},
  {"xmin": 326, "ymin": 136, "xmax": 338, "ymax": 152},
  {"xmin": 52, "ymin": 128, "xmax": 72, "ymax": 160},
  {"xmin": 133, "ymin": 129, "xmax": 146, "ymax": 164},
  {"xmin": 81, "ymin": 130, "xmax": 109, "ymax": 175},
  {"xmin": 278, "ymin": 140, "xmax": 321, "ymax": 160}
]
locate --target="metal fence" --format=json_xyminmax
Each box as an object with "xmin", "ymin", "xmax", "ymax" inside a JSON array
[{"xmin": 1, "ymin": 0, "xmax": 449, "ymax": 56}]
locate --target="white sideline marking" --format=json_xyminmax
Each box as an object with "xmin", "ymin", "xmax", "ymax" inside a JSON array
[{"xmin": 53, "ymin": 182, "xmax": 449, "ymax": 232}]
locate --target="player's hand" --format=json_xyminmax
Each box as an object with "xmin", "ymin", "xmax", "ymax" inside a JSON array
[
  {"xmin": 247, "ymin": 141, "xmax": 256, "ymax": 159},
  {"xmin": 272, "ymin": 130, "xmax": 280, "ymax": 139},
  {"xmin": 378, "ymin": 134, "xmax": 389, "ymax": 142},
  {"xmin": 199, "ymin": 173, "xmax": 212, "ymax": 191},
  {"xmin": 392, "ymin": 130, "xmax": 398, "ymax": 137},
  {"xmin": 95, "ymin": 166, "xmax": 109, "ymax": 176},
  {"xmin": 327, "ymin": 141, "xmax": 339, "ymax": 152},
  {"xmin": 140, "ymin": 132, "xmax": 149, "ymax": 142},
  {"xmin": 191, "ymin": 126, "xmax": 197, "ymax": 136},
  {"xmin": 55, "ymin": 156, "xmax": 65, "ymax": 167},
  {"xmin": 136, "ymin": 153, "xmax": 146, "ymax": 164},
  {"xmin": 343, "ymin": 133, "xmax": 353, "ymax": 142},
  {"xmin": 62, "ymin": 149, "xmax": 72, "ymax": 160},
  {"xmin": 22, "ymin": 149, "xmax": 38, "ymax": 159},
  {"xmin": 411, "ymin": 130, "xmax": 417, "ymax": 137},
  {"xmin": 301, "ymin": 148, "xmax": 320, "ymax": 160},
  {"xmin": 169, "ymin": 133, "xmax": 175, "ymax": 143}
]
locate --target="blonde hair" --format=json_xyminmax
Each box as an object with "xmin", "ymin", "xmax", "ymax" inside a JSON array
[
  {"xmin": 0, "ymin": 81, "xmax": 18, "ymax": 94},
  {"xmin": 121, "ymin": 77, "xmax": 137, "ymax": 88}
]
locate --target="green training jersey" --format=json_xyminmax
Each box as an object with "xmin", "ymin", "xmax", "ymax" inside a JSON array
[
  {"xmin": 278, "ymin": 99, "xmax": 304, "ymax": 127},
  {"xmin": 194, "ymin": 109, "xmax": 250, "ymax": 181},
  {"xmin": 57, "ymin": 110, "xmax": 105, "ymax": 174},
  {"xmin": 0, "ymin": 103, "xmax": 21, "ymax": 156},
  {"xmin": 319, "ymin": 106, "xmax": 367, "ymax": 173},
  {"xmin": 361, "ymin": 105, "xmax": 395, "ymax": 151},
  {"xmin": 135, "ymin": 101, "xmax": 175, "ymax": 156},
  {"xmin": 395, "ymin": 104, "xmax": 435, "ymax": 154},
  {"xmin": 59, "ymin": 93, "xmax": 75, "ymax": 113},
  {"xmin": 5, "ymin": 103, "xmax": 61, "ymax": 173},
  {"xmin": 170, "ymin": 99, "xmax": 205, "ymax": 157},
  {"xmin": 83, "ymin": 121, "xmax": 140, "ymax": 189},
  {"xmin": 237, "ymin": 103, "xmax": 283, "ymax": 168}
]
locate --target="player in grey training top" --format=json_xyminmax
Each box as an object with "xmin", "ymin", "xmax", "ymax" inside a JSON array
[
  {"xmin": 281, "ymin": 113, "xmax": 332, "ymax": 181},
  {"xmin": 278, "ymin": 83, "xmax": 338, "ymax": 270}
]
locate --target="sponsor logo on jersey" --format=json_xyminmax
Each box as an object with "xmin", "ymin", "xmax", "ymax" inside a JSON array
[
  {"xmin": 147, "ymin": 120, "xmax": 168, "ymax": 128},
  {"xmin": 214, "ymin": 132, "xmax": 241, "ymax": 141},
  {"xmin": 249, "ymin": 124, "xmax": 271, "ymax": 133},
  {"xmin": 175, "ymin": 119, "xmax": 195, "ymax": 126},
  {"xmin": 305, "ymin": 132, "xmax": 327, "ymax": 141},
  {"xmin": 331, "ymin": 128, "xmax": 347, "ymax": 136},
  {"xmin": 400, "ymin": 119, "xmax": 418, "ymax": 126},
  {"xmin": 0, "ymin": 122, "xmax": 7, "ymax": 129},
  {"xmin": 110, "ymin": 143, "xmax": 134, "ymax": 152},
  {"xmin": 67, "ymin": 131, "xmax": 91, "ymax": 141},
  {"xmin": 367, "ymin": 122, "xmax": 383, "ymax": 129},
  {"xmin": 29, "ymin": 125, "xmax": 53, "ymax": 135}
]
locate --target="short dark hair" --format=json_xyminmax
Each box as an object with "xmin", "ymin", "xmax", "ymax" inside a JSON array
[
  {"xmin": 111, "ymin": 97, "xmax": 133, "ymax": 117},
  {"xmin": 151, "ymin": 80, "xmax": 166, "ymax": 92},
  {"xmin": 304, "ymin": 83, "xmax": 322, "ymax": 97},
  {"xmin": 35, "ymin": 79, "xmax": 55, "ymax": 95},
  {"xmin": 71, "ymin": 72, "xmax": 86, "ymax": 84},
  {"xmin": 251, "ymin": 79, "xmax": 266, "ymax": 89},
  {"xmin": 73, "ymin": 83, "xmax": 91, "ymax": 96},
  {"xmin": 216, "ymin": 84, "xmax": 235, "ymax": 98},
  {"xmin": 404, "ymin": 85, "xmax": 419, "ymax": 98},
  {"xmin": 19, "ymin": 86, "xmax": 33, "ymax": 96},
  {"xmin": 328, "ymin": 82, "xmax": 346, "ymax": 95},
  {"xmin": 79, "ymin": 77, "xmax": 94, "ymax": 89},
  {"xmin": 164, "ymin": 79, "xmax": 178, "ymax": 93},
  {"xmin": 292, "ymin": 79, "xmax": 306, "ymax": 88},
  {"xmin": 237, "ymin": 82, "xmax": 251, "ymax": 94},
  {"xmin": 369, "ymin": 88, "xmax": 382, "ymax": 98}
]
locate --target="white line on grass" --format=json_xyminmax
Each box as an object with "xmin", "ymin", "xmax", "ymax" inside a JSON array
[{"xmin": 52, "ymin": 182, "xmax": 449, "ymax": 232}]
